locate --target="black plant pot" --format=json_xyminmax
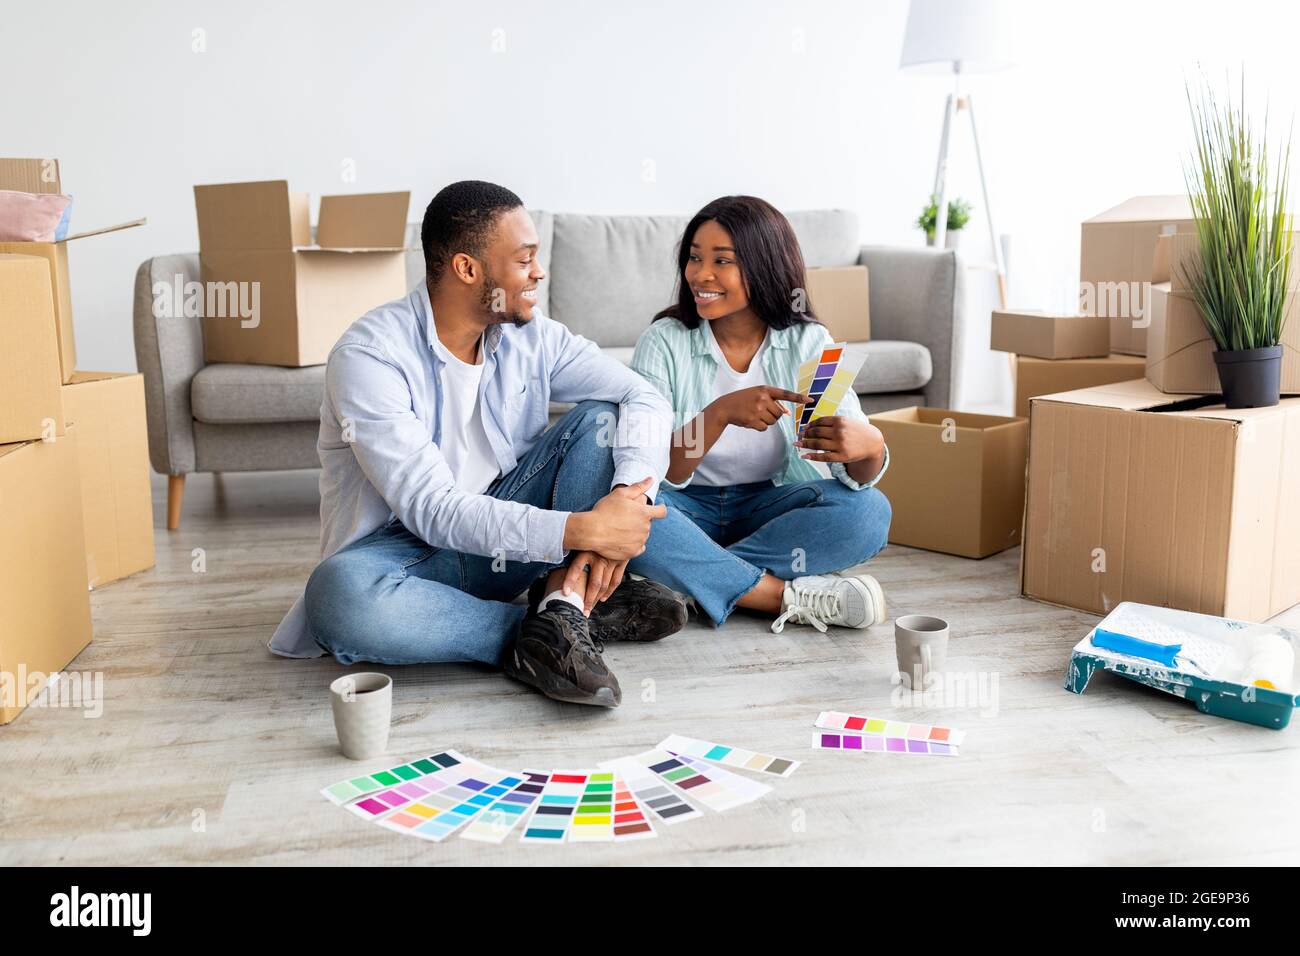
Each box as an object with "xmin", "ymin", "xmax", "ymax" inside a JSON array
[{"xmin": 1212, "ymin": 345, "xmax": 1283, "ymax": 408}]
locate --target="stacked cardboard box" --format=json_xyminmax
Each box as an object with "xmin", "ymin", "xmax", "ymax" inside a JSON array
[
  {"xmin": 0, "ymin": 159, "xmax": 156, "ymax": 721},
  {"xmin": 1011, "ymin": 198, "xmax": 1300, "ymax": 621},
  {"xmin": 1079, "ymin": 195, "xmax": 1194, "ymax": 355},
  {"xmin": 1145, "ymin": 231, "xmax": 1300, "ymax": 396},
  {"xmin": 990, "ymin": 311, "xmax": 1146, "ymax": 418}
]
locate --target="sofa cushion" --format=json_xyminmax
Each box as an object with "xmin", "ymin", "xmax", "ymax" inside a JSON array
[
  {"xmin": 547, "ymin": 209, "xmax": 861, "ymax": 349},
  {"xmin": 191, "ymin": 363, "xmax": 325, "ymax": 425},
  {"xmin": 853, "ymin": 340, "xmax": 932, "ymax": 394}
]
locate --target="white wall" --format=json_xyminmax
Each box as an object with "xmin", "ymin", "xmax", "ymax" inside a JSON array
[{"xmin": 5, "ymin": 0, "xmax": 1298, "ymax": 412}]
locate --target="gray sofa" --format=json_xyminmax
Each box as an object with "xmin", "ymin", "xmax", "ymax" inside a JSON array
[{"xmin": 134, "ymin": 209, "xmax": 965, "ymax": 528}]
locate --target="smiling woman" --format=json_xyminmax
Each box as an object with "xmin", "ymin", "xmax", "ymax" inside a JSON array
[{"xmin": 628, "ymin": 195, "xmax": 892, "ymax": 635}]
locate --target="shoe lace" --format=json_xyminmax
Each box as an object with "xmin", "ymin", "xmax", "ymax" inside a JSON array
[
  {"xmin": 551, "ymin": 603, "xmax": 605, "ymax": 658},
  {"xmin": 771, "ymin": 585, "xmax": 841, "ymax": 634}
]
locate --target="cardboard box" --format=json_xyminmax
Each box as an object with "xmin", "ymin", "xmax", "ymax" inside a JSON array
[
  {"xmin": 1079, "ymin": 195, "xmax": 1195, "ymax": 356},
  {"xmin": 61, "ymin": 372, "xmax": 156, "ymax": 588},
  {"xmin": 1021, "ymin": 380, "xmax": 1300, "ymax": 621},
  {"xmin": 1146, "ymin": 282, "xmax": 1300, "ymax": 396},
  {"xmin": 0, "ymin": 254, "xmax": 64, "ymax": 443},
  {"xmin": 871, "ymin": 407, "xmax": 1028, "ymax": 558},
  {"xmin": 990, "ymin": 309, "xmax": 1110, "ymax": 359},
  {"xmin": 806, "ymin": 265, "xmax": 870, "ymax": 341},
  {"xmin": 0, "ymin": 428, "xmax": 94, "ymax": 725},
  {"xmin": 1146, "ymin": 231, "xmax": 1300, "ymax": 395},
  {"xmin": 194, "ymin": 181, "xmax": 410, "ymax": 366},
  {"xmin": 1014, "ymin": 353, "xmax": 1145, "ymax": 418},
  {"xmin": 0, "ymin": 158, "xmax": 145, "ymax": 382}
]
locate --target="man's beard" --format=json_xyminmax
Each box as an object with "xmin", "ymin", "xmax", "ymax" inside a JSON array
[{"xmin": 479, "ymin": 267, "xmax": 533, "ymax": 327}]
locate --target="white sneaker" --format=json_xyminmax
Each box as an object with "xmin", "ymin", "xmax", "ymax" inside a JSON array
[{"xmin": 771, "ymin": 573, "xmax": 887, "ymax": 633}]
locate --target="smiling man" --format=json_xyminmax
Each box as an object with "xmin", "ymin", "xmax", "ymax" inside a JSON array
[{"xmin": 268, "ymin": 181, "xmax": 686, "ymax": 707}]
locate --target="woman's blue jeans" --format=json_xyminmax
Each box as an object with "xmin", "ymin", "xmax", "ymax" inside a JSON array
[{"xmin": 628, "ymin": 479, "xmax": 891, "ymax": 626}]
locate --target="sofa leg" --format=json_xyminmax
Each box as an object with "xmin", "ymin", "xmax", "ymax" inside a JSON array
[{"xmin": 167, "ymin": 475, "xmax": 186, "ymax": 531}]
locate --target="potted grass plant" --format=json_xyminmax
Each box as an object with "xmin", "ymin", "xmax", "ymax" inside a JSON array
[
  {"xmin": 1182, "ymin": 78, "xmax": 1294, "ymax": 408},
  {"xmin": 917, "ymin": 196, "xmax": 972, "ymax": 248}
]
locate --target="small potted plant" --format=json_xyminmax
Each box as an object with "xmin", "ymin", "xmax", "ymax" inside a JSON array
[
  {"xmin": 916, "ymin": 195, "xmax": 972, "ymax": 248},
  {"xmin": 1182, "ymin": 79, "xmax": 1293, "ymax": 408}
]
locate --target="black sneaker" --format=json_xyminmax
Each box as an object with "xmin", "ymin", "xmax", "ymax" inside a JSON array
[
  {"xmin": 503, "ymin": 600, "xmax": 621, "ymax": 707},
  {"xmin": 526, "ymin": 575, "xmax": 688, "ymax": 645}
]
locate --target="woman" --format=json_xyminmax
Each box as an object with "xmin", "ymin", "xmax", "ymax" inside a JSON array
[{"xmin": 628, "ymin": 195, "xmax": 892, "ymax": 633}]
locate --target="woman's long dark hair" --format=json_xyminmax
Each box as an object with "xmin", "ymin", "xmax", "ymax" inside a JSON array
[{"xmin": 653, "ymin": 195, "xmax": 817, "ymax": 330}]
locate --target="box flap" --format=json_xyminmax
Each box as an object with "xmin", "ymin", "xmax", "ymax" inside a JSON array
[
  {"xmin": 66, "ymin": 370, "xmax": 135, "ymax": 387},
  {"xmin": 0, "ymin": 440, "xmax": 31, "ymax": 462},
  {"xmin": 0, "ymin": 157, "xmax": 61, "ymax": 194},
  {"xmin": 64, "ymin": 218, "xmax": 147, "ymax": 242},
  {"xmin": 194, "ymin": 181, "xmax": 297, "ymax": 251},
  {"xmin": 1033, "ymin": 377, "xmax": 1300, "ymax": 424},
  {"xmin": 315, "ymin": 191, "xmax": 410, "ymax": 250},
  {"xmin": 1084, "ymin": 195, "xmax": 1193, "ymax": 225}
]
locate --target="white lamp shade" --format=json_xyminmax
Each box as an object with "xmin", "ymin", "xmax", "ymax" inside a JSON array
[{"xmin": 899, "ymin": 0, "xmax": 1011, "ymax": 74}]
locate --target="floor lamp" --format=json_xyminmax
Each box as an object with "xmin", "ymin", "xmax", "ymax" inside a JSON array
[{"xmin": 900, "ymin": 0, "xmax": 1012, "ymax": 308}]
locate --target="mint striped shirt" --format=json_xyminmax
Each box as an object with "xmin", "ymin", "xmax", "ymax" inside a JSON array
[{"xmin": 630, "ymin": 317, "xmax": 888, "ymax": 491}]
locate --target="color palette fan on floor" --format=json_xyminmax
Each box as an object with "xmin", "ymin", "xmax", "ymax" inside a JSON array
[{"xmin": 319, "ymin": 735, "xmax": 801, "ymax": 847}]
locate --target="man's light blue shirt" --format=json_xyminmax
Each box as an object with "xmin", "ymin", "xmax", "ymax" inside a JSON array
[{"xmin": 269, "ymin": 283, "xmax": 672, "ymax": 658}]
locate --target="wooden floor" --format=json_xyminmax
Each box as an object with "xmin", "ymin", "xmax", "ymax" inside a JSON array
[{"xmin": 2, "ymin": 469, "xmax": 1298, "ymax": 866}]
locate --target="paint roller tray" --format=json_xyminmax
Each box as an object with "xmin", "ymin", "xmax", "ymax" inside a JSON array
[{"xmin": 1064, "ymin": 602, "xmax": 1300, "ymax": 729}]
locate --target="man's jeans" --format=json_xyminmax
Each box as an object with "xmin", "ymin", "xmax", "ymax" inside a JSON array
[
  {"xmin": 629, "ymin": 479, "xmax": 891, "ymax": 626},
  {"xmin": 304, "ymin": 401, "xmax": 621, "ymax": 666}
]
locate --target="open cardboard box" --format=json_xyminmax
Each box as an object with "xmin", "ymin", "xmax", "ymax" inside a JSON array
[
  {"xmin": 871, "ymin": 407, "xmax": 1028, "ymax": 559},
  {"xmin": 0, "ymin": 158, "xmax": 146, "ymax": 382},
  {"xmin": 194, "ymin": 181, "xmax": 410, "ymax": 366},
  {"xmin": 1022, "ymin": 379, "xmax": 1300, "ymax": 621},
  {"xmin": 1079, "ymin": 195, "xmax": 1194, "ymax": 356}
]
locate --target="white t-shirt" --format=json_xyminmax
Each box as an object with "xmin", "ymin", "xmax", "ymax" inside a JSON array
[
  {"xmin": 692, "ymin": 324, "xmax": 788, "ymax": 487},
  {"xmin": 430, "ymin": 331, "xmax": 500, "ymax": 495}
]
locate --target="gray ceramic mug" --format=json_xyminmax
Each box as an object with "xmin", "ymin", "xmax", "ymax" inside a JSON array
[
  {"xmin": 894, "ymin": 615, "xmax": 949, "ymax": 690},
  {"xmin": 330, "ymin": 672, "xmax": 393, "ymax": 760}
]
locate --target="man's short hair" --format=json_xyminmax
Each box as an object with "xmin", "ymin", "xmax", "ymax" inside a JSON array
[{"xmin": 420, "ymin": 180, "xmax": 523, "ymax": 280}]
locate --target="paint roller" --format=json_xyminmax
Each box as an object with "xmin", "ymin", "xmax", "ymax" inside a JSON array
[{"xmin": 1242, "ymin": 634, "xmax": 1294, "ymax": 692}]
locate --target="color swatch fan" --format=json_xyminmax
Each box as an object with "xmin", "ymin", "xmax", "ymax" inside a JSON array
[{"xmin": 794, "ymin": 343, "xmax": 866, "ymax": 435}]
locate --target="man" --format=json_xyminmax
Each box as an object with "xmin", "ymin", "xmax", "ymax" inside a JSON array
[{"xmin": 269, "ymin": 181, "xmax": 686, "ymax": 707}]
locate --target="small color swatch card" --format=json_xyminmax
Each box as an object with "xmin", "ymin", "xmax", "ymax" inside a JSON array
[
  {"xmin": 816, "ymin": 711, "xmax": 966, "ymax": 748},
  {"xmin": 813, "ymin": 731, "xmax": 958, "ymax": 756},
  {"xmin": 604, "ymin": 749, "xmax": 770, "ymax": 813},
  {"xmin": 793, "ymin": 342, "xmax": 867, "ymax": 436},
  {"xmin": 597, "ymin": 758, "xmax": 701, "ymax": 826},
  {"xmin": 321, "ymin": 748, "xmax": 479, "ymax": 805},
  {"xmin": 459, "ymin": 770, "xmax": 549, "ymax": 844},
  {"xmin": 610, "ymin": 775, "xmax": 657, "ymax": 841},
  {"xmin": 658, "ymin": 733, "xmax": 800, "ymax": 778},
  {"xmin": 519, "ymin": 770, "xmax": 594, "ymax": 844},
  {"xmin": 568, "ymin": 771, "xmax": 618, "ymax": 843}
]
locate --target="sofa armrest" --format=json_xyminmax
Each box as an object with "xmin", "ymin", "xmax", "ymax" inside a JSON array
[
  {"xmin": 132, "ymin": 255, "xmax": 205, "ymax": 475},
  {"xmin": 857, "ymin": 245, "xmax": 965, "ymax": 408}
]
